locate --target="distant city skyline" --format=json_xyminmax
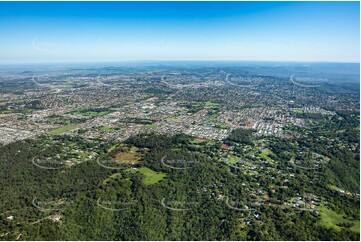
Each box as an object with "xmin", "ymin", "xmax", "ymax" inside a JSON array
[{"xmin": 0, "ymin": 1, "xmax": 359, "ymax": 63}]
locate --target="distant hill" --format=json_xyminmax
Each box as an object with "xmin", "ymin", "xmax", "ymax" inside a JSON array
[{"xmin": 318, "ymin": 82, "xmax": 360, "ymax": 93}]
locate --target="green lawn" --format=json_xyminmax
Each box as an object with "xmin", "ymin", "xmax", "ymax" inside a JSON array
[
  {"xmin": 204, "ymin": 101, "xmax": 220, "ymax": 107},
  {"xmin": 317, "ymin": 205, "xmax": 360, "ymax": 233},
  {"xmin": 48, "ymin": 125, "xmax": 78, "ymax": 135},
  {"xmin": 107, "ymin": 144, "xmax": 118, "ymax": 153},
  {"xmin": 165, "ymin": 117, "xmax": 180, "ymax": 122},
  {"xmin": 130, "ymin": 146, "xmax": 139, "ymax": 152},
  {"xmin": 121, "ymin": 118, "xmax": 154, "ymax": 124},
  {"xmin": 294, "ymin": 108, "xmax": 303, "ymax": 114},
  {"xmin": 226, "ymin": 156, "xmax": 241, "ymax": 164},
  {"xmin": 259, "ymin": 149, "xmax": 274, "ymax": 161},
  {"xmin": 143, "ymin": 124, "xmax": 158, "ymax": 129},
  {"xmin": 137, "ymin": 167, "xmax": 167, "ymax": 185},
  {"xmin": 102, "ymin": 173, "xmax": 123, "ymax": 185},
  {"xmin": 214, "ymin": 122, "xmax": 228, "ymax": 129},
  {"xmin": 191, "ymin": 138, "xmax": 208, "ymax": 144},
  {"xmin": 191, "ymin": 138, "xmax": 215, "ymax": 147}
]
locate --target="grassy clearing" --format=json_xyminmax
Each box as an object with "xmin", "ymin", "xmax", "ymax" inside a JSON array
[
  {"xmin": 294, "ymin": 108, "xmax": 303, "ymax": 114},
  {"xmin": 48, "ymin": 125, "xmax": 78, "ymax": 135},
  {"xmin": 143, "ymin": 124, "xmax": 158, "ymax": 129},
  {"xmin": 214, "ymin": 122, "xmax": 228, "ymax": 129},
  {"xmin": 121, "ymin": 118, "xmax": 154, "ymax": 124},
  {"xmin": 99, "ymin": 126, "xmax": 116, "ymax": 132},
  {"xmin": 191, "ymin": 138, "xmax": 216, "ymax": 147},
  {"xmin": 137, "ymin": 167, "xmax": 166, "ymax": 185},
  {"xmin": 113, "ymin": 146, "xmax": 141, "ymax": 164},
  {"xmin": 259, "ymin": 149, "xmax": 274, "ymax": 161},
  {"xmin": 47, "ymin": 115, "xmax": 84, "ymax": 125},
  {"xmin": 204, "ymin": 101, "xmax": 220, "ymax": 107},
  {"xmin": 102, "ymin": 173, "xmax": 123, "ymax": 185},
  {"xmin": 191, "ymin": 138, "xmax": 208, "ymax": 144},
  {"xmin": 317, "ymin": 205, "xmax": 360, "ymax": 233},
  {"xmin": 165, "ymin": 117, "xmax": 180, "ymax": 122},
  {"xmin": 107, "ymin": 144, "xmax": 118, "ymax": 153},
  {"xmin": 328, "ymin": 184, "xmax": 343, "ymax": 192},
  {"xmin": 115, "ymin": 152, "xmax": 139, "ymax": 163},
  {"xmin": 227, "ymin": 156, "xmax": 241, "ymax": 164}
]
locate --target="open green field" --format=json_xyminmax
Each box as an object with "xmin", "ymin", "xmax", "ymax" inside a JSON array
[
  {"xmin": 208, "ymin": 110, "xmax": 220, "ymax": 120},
  {"xmin": 317, "ymin": 205, "xmax": 360, "ymax": 233},
  {"xmin": 180, "ymin": 101, "xmax": 220, "ymax": 113},
  {"xmin": 226, "ymin": 156, "xmax": 241, "ymax": 164},
  {"xmin": 191, "ymin": 138, "xmax": 215, "ymax": 146},
  {"xmin": 259, "ymin": 149, "xmax": 274, "ymax": 161},
  {"xmin": 108, "ymin": 144, "xmax": 142, "ymax": 164},
  {"xmin": 143, "ymin": 124, "xmax": 158, "ymax": 129},
  {"xmin": 48, "ymin": 125, "xmax": 78, "ymax": 135},
  {"xmin": 102, "ymin": 173, "xmax": 123, "ymax": 185},
  {"xmin": 137, "ymin": 167, "xmax": 167, "ymax": 185},
  {"xmin": 214, "ymin": 122, "xmax": 228, "ymax": 129},
  {"xmin": 328, "ymin": 184, "xmax": 345, "ymax": 192},
  {"xmin": 121, "ymin": 118, "xmax": 154, "ymax": 124},
  {"xmin": 165, "ymin": 117, "xmax": 180, "ymax": 122},
  {"xmin": 191, "ymin": 138, "xmax": 208, "ymax": 144},
  {"xmin": 294, "ymin": 108, "xmax": 303, "ymax": 114},
  {"xmin": 47, "ymin": 115, "xmax": 84, "ymax": 125},
  {"xmin": 204, "ymin": 101, "xmax": 220, "ymax": 107}
]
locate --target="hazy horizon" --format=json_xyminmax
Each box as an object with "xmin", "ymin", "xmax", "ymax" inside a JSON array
[{"xmin": 0, "ymin": 1, "xmax": 359, "ymax": 63}]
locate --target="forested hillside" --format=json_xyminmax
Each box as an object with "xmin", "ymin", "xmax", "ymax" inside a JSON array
[{"xmin": 0, "ymin": 130, "xmax": 359, "ymax": 240}]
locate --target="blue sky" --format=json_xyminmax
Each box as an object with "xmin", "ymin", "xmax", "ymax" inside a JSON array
[{"xmin": 0, "ymin": 1, "xmax": 359, "ymax": 63}]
